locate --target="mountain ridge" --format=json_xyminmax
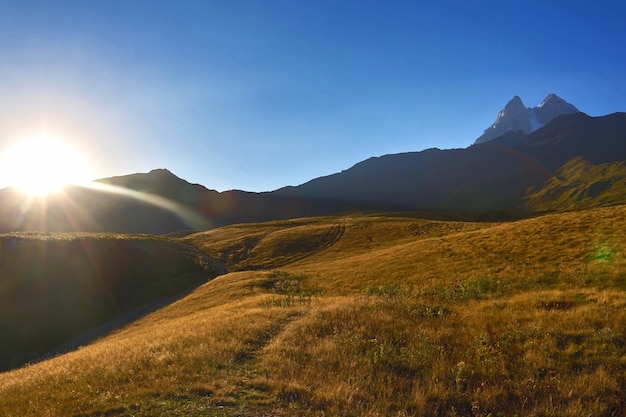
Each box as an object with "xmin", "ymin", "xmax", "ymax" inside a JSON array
[
  {"xmin": 275, "ymin": 112, "xmax": 626, "ymax": 212},
  {"xmin": 0, "ymin": 110, "xmax": 624, "ymax": 233}
]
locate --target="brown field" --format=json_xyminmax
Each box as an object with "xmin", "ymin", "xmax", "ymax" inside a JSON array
[{"xmin": 1, "ymin": 205, "xmax": 626, "ymax": 416}]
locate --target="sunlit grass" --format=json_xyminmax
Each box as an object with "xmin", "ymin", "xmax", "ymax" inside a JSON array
[
  {"xmin": 525, "ymin": 157, "xmax": 626, "ymax": 211},
  {"xmin": 261, "ymin": 290, "xmax": 626, "ymax": 416},
  {"xmin": 1, "ymin": 205, "xmax": 626, "ymax": 416},
  {"xmin": 0, "ymin": 274, "xmax": 308, "ymax": 416}
]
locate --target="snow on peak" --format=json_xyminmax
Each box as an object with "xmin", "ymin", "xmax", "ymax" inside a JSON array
[
  {"xmin": 538, "ymin": 93, "xmax": 559, "ymax": 107},
  {"xmin": 474, "ymin": 94, "xmax": 580, "ymax": 145}
]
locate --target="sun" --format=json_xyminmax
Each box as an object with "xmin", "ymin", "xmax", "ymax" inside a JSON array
[{"xmin": 0, "ymin": 135, "xmax": 92, "ymax": 196}]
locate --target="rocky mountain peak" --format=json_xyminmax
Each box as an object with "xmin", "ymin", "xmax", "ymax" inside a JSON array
[
  {"xmin": 496, "ymin": 96, "xmax": 528, "ymax": 122},
  {"xmin": 506, "ymin": 95, "xmax": 525, "ymax": 108},
  {"xmin": 476, "ymin": 96, "xmax": 531, "ymax": 144},
  {"xmin": 474, "ymin": 94, "xmax": 580, "ymax": 145},
  {"xmin": 538, "ymin": 93, "xmax": 559, "ymax": 106},
  {"xmin": 534, "ymin": 93, "xmax": 579, "ymax": 124}
]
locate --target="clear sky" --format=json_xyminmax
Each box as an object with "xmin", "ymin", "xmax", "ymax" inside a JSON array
[{"xmin": 0, "ymin": 0, "xmax": 624, "ymax": 192}]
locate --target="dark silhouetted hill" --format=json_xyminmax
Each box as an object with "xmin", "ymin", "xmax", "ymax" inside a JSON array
[
  {"xmin": 276, "ymin": 112, "xmax": 626, "ymax": 213},
  {"xmin": 0, "ymin": 112, "xmax": 625, "ymax": 234}
]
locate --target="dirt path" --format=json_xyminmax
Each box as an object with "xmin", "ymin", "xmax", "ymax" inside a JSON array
[
  {"xmin": 268, "ymin": 223, "xmax": 346, "ymax": 268},
  {"xmin": 182, "ymin": 242, "xmax": 230, "ymax": 275}
]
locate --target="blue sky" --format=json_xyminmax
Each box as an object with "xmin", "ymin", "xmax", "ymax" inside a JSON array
[{"xmin": 0, "ymin": 0, "xmax": 624, "ymax": 192}]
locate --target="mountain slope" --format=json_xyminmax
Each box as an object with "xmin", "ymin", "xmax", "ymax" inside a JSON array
[
  {"xmin": 492, "ymin": 112, "xmax": 626, "ymax": 169},
  {"xmin": 276, "ymin": 112, "xmax": 626, "ymax": 213},
  {"xmin": 275, "ymin": 145, "xmax": 552, "ymax": 212},
  {"xmin": 0, "ymin": 170, "xmax": 368, "ymax": 234},
  {"xmin": 0, "ymin": 181, "xmax": 209, "ymax": 234},
  {"xmin": 524, "ymin": 157, "xmax": 626, "ymax": 211}
]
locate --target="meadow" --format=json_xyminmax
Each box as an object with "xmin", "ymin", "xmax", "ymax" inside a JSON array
[{"xmin": 1, "ymin": 205, "xmax": 625, "ymax": 416}]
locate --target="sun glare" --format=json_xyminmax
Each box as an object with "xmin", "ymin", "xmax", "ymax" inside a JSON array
[{"xmin": 0, "ymin": 135, "xmax": 92, "ymax": 196}]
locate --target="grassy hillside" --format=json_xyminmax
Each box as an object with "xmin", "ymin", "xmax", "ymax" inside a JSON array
[
  {"xmin": 0, "ymin": 233, "xmax": 218, "ymax": 371},
  {"xmin": 524, "ymin": 157, "xmax": 626, "ymax": 211},
  {"xmin": 1, "ymin": 206, "xmax": 626, "ymax": 416},
  {"xmin": 183, "ymin": 215, "xmax": 495, "ymax": 272}
]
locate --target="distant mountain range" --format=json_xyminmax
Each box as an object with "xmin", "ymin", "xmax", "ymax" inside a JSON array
[{"xmin": 1, "ymin": 96, "xmax": 625, "ymax": 233}]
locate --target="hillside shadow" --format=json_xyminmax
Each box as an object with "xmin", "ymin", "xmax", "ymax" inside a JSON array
[{"xmin": 0, "ymin": 234, "xmax": 223, "ymax": 371}]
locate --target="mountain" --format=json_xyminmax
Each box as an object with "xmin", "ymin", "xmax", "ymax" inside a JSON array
[
  {"xmin": 0, "ymin": 109, "xmax": 625, "ymax": 234},
  {"xmin": 274, "ymin": 145, "xmax": 552, "ymax": 213},
  {"xmin": 0, "ymin": 169, "xmax": 362, "ymax": 234},
  {"xmin": 0, "ymin": 178, "xmax": 206, "ymax": 234},
  {"xmin": 276, "ymin": 112, "xmax": 626, "ymax": 213},
  {"xmin": 474, "ymin": 94, "xmax": 579, "ymax": 144}
]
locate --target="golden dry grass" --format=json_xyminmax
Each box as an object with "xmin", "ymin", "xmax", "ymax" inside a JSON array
[
  {"xmin": 525, "ymin": 157, "xmax": 626, "ymax": 211},
  {"xmin": 1, "ymin": 205, "xmax": 626, "ymax": 416}
]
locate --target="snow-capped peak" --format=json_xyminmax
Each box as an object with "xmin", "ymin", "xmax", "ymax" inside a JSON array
[{"xmin": 474, "ymin": 94, "xmax": 580, "ymax": 144}]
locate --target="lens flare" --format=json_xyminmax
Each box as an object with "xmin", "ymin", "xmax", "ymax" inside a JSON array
[{"xmin": 593, "ymin": 244, "xmax": 614, "ymax": 263}]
